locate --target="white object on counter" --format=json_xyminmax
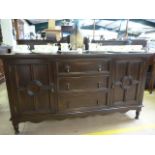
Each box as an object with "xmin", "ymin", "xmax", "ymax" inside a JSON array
[
  {"xmin": 89, "ymin": 44, "xmax": 145, "ymax": 52},
  {"xmin": 13, "ymin": 45, "xmax": 31, "ymax": 53},
  {"xmin": 61, "ymin": 43, "xmax": 70, "ymax": 51},
  {"xmin": 77, "ymin": 48, "xmax": 83, "ymax": 54},
  {"xmin": 33, "ymin": 45, "xmax": 58, "ymax": 53},
  {"xmin": 13, "ymin": 45, "xmax": 59, "ymax": 54}
]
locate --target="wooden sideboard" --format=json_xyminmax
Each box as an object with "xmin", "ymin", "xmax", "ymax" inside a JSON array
[
  {"xmin": 0, "ymin": 47, "xmax": 10, "ymax": 83},
  {"xmin": 0, "ymin": 52, "xmax": 152, "ymax": 134},
  {"xmin": 0, "ymin": 59, "xmax": 5, "ymax": 83},
  {"xmin": 148, "ymin": 53, "xmax": 155, "ymax": 93}
]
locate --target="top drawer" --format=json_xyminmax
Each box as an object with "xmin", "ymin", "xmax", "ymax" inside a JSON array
[{"xmin": 57, "ymin": 59, "xmax": 111, "ymax": 75}]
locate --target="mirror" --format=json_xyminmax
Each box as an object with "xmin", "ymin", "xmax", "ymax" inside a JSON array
[
  {"xmin": 13, "ymin": 19, "xmax": 75, "ymax": 43},
  {"xmin": 12, "ymin": 19, "xmax": 149, "ymax": 50}
]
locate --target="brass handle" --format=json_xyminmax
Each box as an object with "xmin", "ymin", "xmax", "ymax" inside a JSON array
[
  {"xmin": 98, "ymin": 65, "xmax": 102, "ymax": 72},
  {"xmin": 50, "ymin": 83, "xmax": 54, "ymax": 92},
  {"xmin": 65, "ymin": 65, "xmax": 70, "ymax": 73},
  {"xmin": 98, "ymin": 82, "xmax": 101, "ymax": 88},
  {"xmin": 111, "ymin": 81, "xmax": 115, "ymax": 88},
  {"xmin": 66, "ymin": 83, "xmax": 70, "ymax": 90}
]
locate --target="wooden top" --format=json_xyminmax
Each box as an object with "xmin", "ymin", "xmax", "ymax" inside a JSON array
[{"xmin": 0, "ymin": 51, "xmax": 154, "ymax": 59}]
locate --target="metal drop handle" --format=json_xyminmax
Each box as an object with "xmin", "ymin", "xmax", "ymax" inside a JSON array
[
  {"xmin": 50, "ymin": 83, "xmax": 54, "ymax": 92},
  {"xmin": 98, "ymin": 65, "xmax": 102, "ymax": 72},
  {"xmin": 66, "ymin": 83, "xmax": 70, "ymax": 90},
  {"xmin": 65, "ymin": 65, "xmax": 70, "ymax": 73},
  {"xmin": 98, "ymin": 82, "xmax": 101, "ymax": 88}
]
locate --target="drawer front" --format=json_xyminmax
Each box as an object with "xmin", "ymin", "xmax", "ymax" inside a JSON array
[
  {"xmin": 58, "ymin": 92, "xmax": 108, "ymax": 112},
  {"xmin": 57, "ymin": 59, "xmax": 111, "ymax": 75},
  {"xmin": 58, "ymin": 76, "xmax": 109, "ymax": 92}
]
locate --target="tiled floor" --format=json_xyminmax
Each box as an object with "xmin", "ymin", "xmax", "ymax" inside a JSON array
[{"xmin": 0, "ymin": 82, "xmax": 155, "ymax": 135}]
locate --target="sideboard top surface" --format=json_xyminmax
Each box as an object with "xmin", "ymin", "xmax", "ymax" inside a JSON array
[{"xmin": 0, "ymin": 52, "xmax": 154, "ymax": 60}]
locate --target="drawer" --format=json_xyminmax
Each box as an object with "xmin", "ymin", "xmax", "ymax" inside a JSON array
[
  {"xmin": 58, "ymin": 91, "xmax": 108, "ymax": 112},
  {"xmin": 57, "ymin": 59, "xmax": 111, "ymax": 75},
  {"xmin": 58, "ymin": 76, "xmax": 109, "ymax": 92}
]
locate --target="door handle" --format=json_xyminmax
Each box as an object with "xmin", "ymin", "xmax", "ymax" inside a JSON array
[
  {"xmin": 98, "ymin": 82, "xmax": 102, "ymax": 88},
  {"xmin": 98, "ymin": 65, "xmax": 102, "ymax": 72},
  {"xmin": 65, "ymin": 65, "xmax": 70, "ymax": 73},
  {"xmin": 50, "ymin": 83, "xmax": 55, "ymax": 92},
  {"xmin": 66, "ymin": 83, "xmax": 70, "ymax": 90}
]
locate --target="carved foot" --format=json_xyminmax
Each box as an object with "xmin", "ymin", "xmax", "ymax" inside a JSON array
[
  {"xmin": 12, "ymin": 122, "xmax": 20, "ymax": 135},
  {"xmin": 15, "ymin": 129, "xmax": 20, "ymax": 135},
  {"xmin": 149, "ymin": 89, "xmax": 153, "ymax": 94},
  {"xmin": 135, "ymin": 110, "xmax": 141, "ymax": 119}
]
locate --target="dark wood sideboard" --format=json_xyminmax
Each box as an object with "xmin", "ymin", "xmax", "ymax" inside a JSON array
[
  {"xmin": 0, "ymin": 59, "xmax": 5, "ymax": 83},
  {"xmin": 0, "ymin": 52, "xmax": 152, "ymax": 134},
  {"xmin": 0, "ymin": 47, "xmax": 12, "ymax": 83}
]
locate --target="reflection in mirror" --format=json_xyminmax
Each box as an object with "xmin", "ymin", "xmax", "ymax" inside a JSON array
[
  {"xmin": 11, "ymin": 19, "xmax": 150, "ymax": 52},
  {"xmin": 13, "ymin": 19, "xmax": 75, "ymax": 41}
]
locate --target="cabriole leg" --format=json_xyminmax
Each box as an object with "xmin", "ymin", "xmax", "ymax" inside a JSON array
[
  {"xmin": 12, "ymin": 121, "xmax": 19, "ymax": 134},
  {"xmin": 135, "ymin": 109, "xmax": 141, "ymax": 119}
]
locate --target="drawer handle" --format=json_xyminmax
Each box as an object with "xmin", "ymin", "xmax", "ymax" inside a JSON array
[
  {"xmin": 98, "ymin": 82, "xmax": 101, "ymax": 88},
  {"xmin": 97, "ymin": 100, "xmax": 99, "ymax": 105},
  {"xmin": 98, "ymin": 65, "xmax": 102, "ymax": 72},
  {"xmin": 50, "ymin": 83, "xmax": 55, "ymax": 93},
  {"xmin": 65, "ymin": 65, "xmax": 70, "ymax": 73},
  {"xmin": 66, "ymin": 83, "xmax": 70, "ymax": 90}
]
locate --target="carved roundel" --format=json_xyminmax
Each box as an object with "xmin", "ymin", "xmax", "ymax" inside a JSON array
[
  {"xmin": 121, "ymin": 76, "xmax": 133, "ymax": 89},
  {"xmin": 27, "ymin": 80, "xmax": 43, "ymax": 96}
]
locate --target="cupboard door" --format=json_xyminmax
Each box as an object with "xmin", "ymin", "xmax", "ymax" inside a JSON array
[
  {"xmin": 8, "ymin": 59, "xmax": 56, "ymax": 115},
  {"xmin": 111, "ymin": 58, "xmax": 145, "ymax": 106}
]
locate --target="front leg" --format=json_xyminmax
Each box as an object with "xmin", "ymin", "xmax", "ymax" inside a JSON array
[
  {"xmin": 135, "ymin": 109, "xmax": 141, "ymax": 119},
  {"xmin": 12, "ymin": 121, "xmax": 19, "ymax": 134}
]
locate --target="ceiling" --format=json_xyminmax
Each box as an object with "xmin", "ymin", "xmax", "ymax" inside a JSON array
[
  {"xmin": 79, "ymin": 19, "xmax": 155, "ymax": 37},
  {"xmin": 26, "ymin": 19, "xmax": 48, "ymax": 24}
]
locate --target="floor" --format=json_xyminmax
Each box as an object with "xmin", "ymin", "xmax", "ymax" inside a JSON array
[{"xmin": 0, "ymin": 82, "xmax": 155, "ymax": 135}]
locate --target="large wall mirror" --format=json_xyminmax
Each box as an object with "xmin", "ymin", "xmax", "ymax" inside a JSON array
[
  {"xmin": 13, "ymin": 19, "xmax": 78, "ymax": 45},
  {"xmin": 13, "ymin": 19, "xmax": 155, "ymax": 49}
]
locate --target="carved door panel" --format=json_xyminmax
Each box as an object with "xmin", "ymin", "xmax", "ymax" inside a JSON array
[
  {"xmin": 8, "ymin": 59, "xmax": 56, "ymax": 115},
  {"xmin": 111, "ymin": 58, "xmax": 145, "ymax": 106}
]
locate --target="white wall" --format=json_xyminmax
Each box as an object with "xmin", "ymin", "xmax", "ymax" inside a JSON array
[{"xmin": 0, "ymin": 19, "xmax": 16, "ymax": 46}]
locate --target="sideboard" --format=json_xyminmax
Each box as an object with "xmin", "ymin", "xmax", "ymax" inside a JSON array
[
  {"xmin": 0, "ymin": 52, "xmax": 152, "ymax": 134},
  {"xmin": 0, "ymin": 59, "xmax": 5, "ymax": 83}
]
